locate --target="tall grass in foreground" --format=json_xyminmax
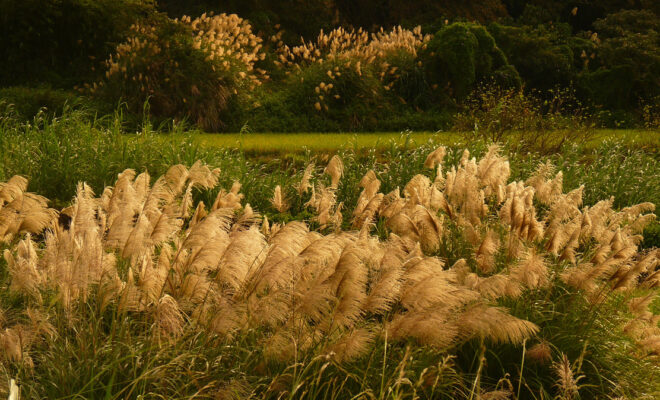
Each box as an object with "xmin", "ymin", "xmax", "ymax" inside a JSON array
[
  {"xmin": 2, "ymin": 108, "xmax": 659, "ymax": 248},
  {"xmin": 0, "ymin": 143, "xmax": 658, "ymax": 398}
]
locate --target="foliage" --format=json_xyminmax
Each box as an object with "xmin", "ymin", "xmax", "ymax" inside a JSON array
[
  {"xmin": 487, "ymin": 23, "xmax": 582, "ymax": 92},
  {"xmin": 93, "ymin": 13, "xmax": 266, "ymax": 131},
  {"xmin": 592, "ymin": 9, "xmax": 660, "ymax": 38},
  {"xmin": 0, "ymin": 0, "xmax": 155, "ymax": 87},
  {"xmin": 577, "ymin": 10, "xmax": 660, "ymax": 112},
  {"xmin": 1, "ymin": 108, "xmax": 657, "ymax": 219},
  {"xmin": 422, "ymin": 23, "xmax": 520, "ymax": 101},
  {"xmin": 240, "ymin": 25, "xmax": 441, "ymax": 132},
  {"xmin": 0, "ymin": 140, "xmax": 658, "ymax": 398},
  {"xmin": 453, "ymin": 85, "xmax": 595, "ymax": 152},
  {"xmin": 0, "ymin": 109, "xmax": 209, "ymax": 207},
  {"xmin": 503, "ymin": 0, "xmax": 660, "ymax": 31},
  {"xmin": 1, "ymin": 1, "xmax": 659, "ymax": 130},
  {"xmin": 0, "ymin": 87, "xmax": 84, "ymax": 121}
]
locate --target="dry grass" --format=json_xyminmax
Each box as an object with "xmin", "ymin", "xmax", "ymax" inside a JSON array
[{"xmin": 0, "ymin": 145, "xmax": 658, "ymax": 398}]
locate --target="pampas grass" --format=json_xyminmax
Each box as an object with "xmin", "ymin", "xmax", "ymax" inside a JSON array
[{"xmin": 0, "ymin": 144, "xmax": 658, "ymax": 399}]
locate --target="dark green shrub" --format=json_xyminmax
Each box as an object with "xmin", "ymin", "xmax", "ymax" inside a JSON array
[
  {"xmin": 577, "ymin": 10, "xmax": 660, "ymax": 112},
  {"xmin": 488, "ymin": 23, "xmax": 578, "ymax": 92},
  {"xmin": 642, "ymin": 96, "xmax": 660, "ymax": 129},
  {"xmin": 247, "ymin": 58, "xmax": 385, "ymax": 132},
  {"xmin": 592, "ymin": 9, "xmax": 660, "ymax": 38},
  {"xmin": 0, "ymin": 87, "xmax": 85, "ymax": 120},
  {"xmin": 422, "ymin": 23, "xmax": 520, "ymax": 101}
]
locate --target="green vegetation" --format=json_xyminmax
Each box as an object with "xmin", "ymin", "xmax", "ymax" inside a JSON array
[
  {"xmin": 0, "ymin": 1, "xmax": 659, "ymax": 398},
  {"xmin": 1, "ymin": 110, "xmax": 659, "ymax": 399},
  {"xmin": 2, "ymin": 1, "xmax": 660, "ymax": 131},
  {"xmin": 1, "ymin": 110, "xmax": 658, "ymax": 244},
  {"xmin": 192, "ymin": 129, "xmax": 660, "ymax": 154}
]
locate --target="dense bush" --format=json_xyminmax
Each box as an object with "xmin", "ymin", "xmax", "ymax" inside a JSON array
[
  {"xmin": 0, "ymin": 87, "xmax": 84, "ymax": 121},
  {"xmin": 503, "ymin": 0, "xmax": 660, "ymax": 31},
  {"xmin": 487, "ymin": 23, "xmax": 581, "ymax": 92},
  {"xmin": 422, "ymin": 23, "xmax": 520, "ymax": 101},
  {"xmin": 93, "ymin": 13, "xmax": 266, "ymax": 130},
  {"xmin": 577, "ymin": 10, "xmax": 660, "ymax": 112},
  {"xmin": 239, "ymin": 25, "xmax": 444, "ymax": 131},
  {"xmin": 0, "ymin": 0, "xmax": 155, "ymax": 87}
]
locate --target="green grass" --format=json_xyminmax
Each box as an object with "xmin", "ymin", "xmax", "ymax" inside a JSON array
[
  {"xmin": 191, "ymin": 129, "xmax": 660, "ymax": 153},
  {"xmin": 192, "ymin": 131, "xmax": 462, "ymax": 153}
]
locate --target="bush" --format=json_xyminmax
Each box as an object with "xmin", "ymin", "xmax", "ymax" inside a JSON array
[
  {"xmin": 642, "ymin": 96, "xmax": 660, "ymax": 129},
  {"xmin": 453, "ymin": 85, "xmax": 595, "ymax": 152},
  {"xmin": 94, "ymin": 13, "xmax": 266, "ymax": 131},
  {"xmin": 241, "ymin": 25, "xmax": 441, "ymax": 131},
  {"xmin": 0, "ymin": 0, "xmax": 155, "ymax": 87},
  {"xmin": 422, "ymin": 23, "xmax": 520, "ymax": 101},
  {"xmin": 577, "ymin": 10, "xmax": 660, "ymax": 112},
  {"xmin": 0, "ymin": 87, "xmax": 86, "ymax": 120},
  {"xmin": 488, "ymin": 23, "xmax": 580, "ymax": 92}
]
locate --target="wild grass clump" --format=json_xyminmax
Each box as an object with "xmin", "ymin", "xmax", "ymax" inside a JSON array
[
  {"xmin": 0, "ymin": 108, "xmax": 210, "ymax": 206},
  {"xmin": 453, "ymin": 85, "xmax": 596, "ymax": 153},
  {"xmin": 0, "ymin": 145, "xmax": 658, "ymax": 398}
]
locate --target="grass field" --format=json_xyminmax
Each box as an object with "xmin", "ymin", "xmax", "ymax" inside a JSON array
[
  {"xmin": 1, "ymin": 110, "xmax": 659, "ymax": 399},
  {"xmin": 191, "ymin": 129, "xmax": 660, "ymax": 153}
]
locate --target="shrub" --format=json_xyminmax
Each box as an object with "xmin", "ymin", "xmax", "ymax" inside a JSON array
[
  {"xmin": 0, "ymin": 87, "xmax": 85, "ymax": 120},
  {"xmin": 422, "ymin": 23, "xmax": 520, "ymax": 102},
  {"xmin": 488, "ymin": 23, "xmax": 579, "ymax": 92},
  {"xmin": 242, "ymin": 25, "xmax": 436, "ymax": 131},
  {"xmin": 94, "ymin": 13, "xmax": 266, "ymax": 131},
  {"xmin": 642, "ymin": 96, "xmax": 660, "ymax": 129},
  {"xmin": 577, "ymin": 10, "xmax": 660, "ymax": 112},
  {"xmin": 453, "ymin": 85, "xmax": 595, "ymax": 152}
]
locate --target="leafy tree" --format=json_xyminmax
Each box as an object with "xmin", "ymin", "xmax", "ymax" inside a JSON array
[
  {"xmin": 422, "ymin": 23, "xmax": 520, "ymax": 101},
  {"xmin": 488, "ymin": 23, "xmax": 577, "ymax": 91},
  {"xmin": 504, "ymin": 1, "xmax": 659, "ymax": 32},
  {"xmin": 592, "ymin": 9, "xmax": 660, "ymax": 38},
  {"xmin": 578, "ymin": 10, "xmax": 660, "ymax": 110},
  {"xmin": 158, "ymin": 0, "xmax": 337, "ymax": 41}
]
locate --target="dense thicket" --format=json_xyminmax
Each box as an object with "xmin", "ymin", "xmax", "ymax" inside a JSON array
[{"xmin": 0, "ymin": 0, "xmax": 658, "ymax": 130}]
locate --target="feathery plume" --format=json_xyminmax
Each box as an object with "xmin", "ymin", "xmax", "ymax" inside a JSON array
[
  {"xmin": 324, "ymin": 155, "xmax": 344, "ymax": 189},
  {"xmin": 271, "ymin": 185, "xmax": 289, "ymax": 213}
]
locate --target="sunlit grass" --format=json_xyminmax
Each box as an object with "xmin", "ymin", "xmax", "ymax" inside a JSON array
[
  {"xmin": 192, "ymin": 131, "xmax": 463, "ymax": 152},
  {"xmin": 190, "ymin": 129, "xmax": 659, "ymax": 153}
]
